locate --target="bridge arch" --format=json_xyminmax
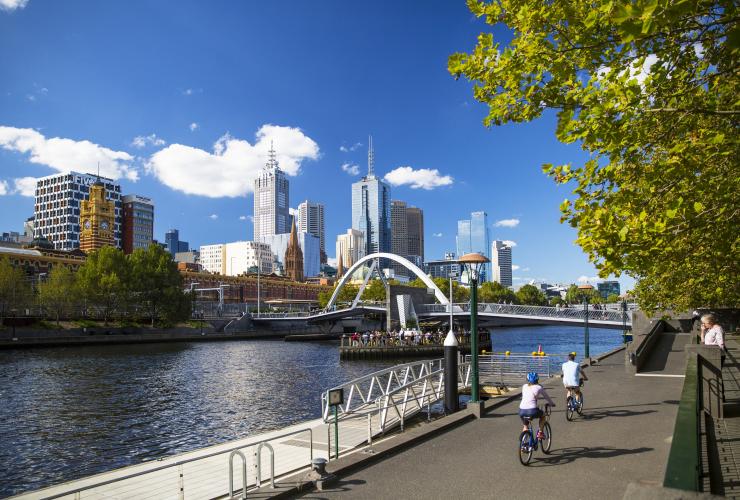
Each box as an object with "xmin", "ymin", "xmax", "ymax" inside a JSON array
[{"xmin": 326, "ymin": 252, "xmax": 449, "ymax": 309}]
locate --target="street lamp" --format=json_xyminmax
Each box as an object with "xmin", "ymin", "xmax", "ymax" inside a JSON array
[
  {"xmin": 458, "ymin": 252, "xmax": 490, "ymax": 405},
  {"xmin": 583, "ymin": 295, "xmax": 590, "ymax": 359},
  {"xmin": 444, "ymin": 269, "xmax": 459, "ymax": 414}
]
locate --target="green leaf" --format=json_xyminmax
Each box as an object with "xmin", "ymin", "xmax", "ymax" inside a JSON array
[{"xmin": 694, "ymin": 202, "xmax": 704, "ymax": 213}]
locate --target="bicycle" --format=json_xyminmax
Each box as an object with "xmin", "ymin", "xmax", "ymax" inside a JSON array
[
  {"xmin": 518, "ymin": 404, "xmax": 552, "ymax": 465},
  {"xmin": 565, "ymin": 386, "xmax": 584, "ymax": 421}
]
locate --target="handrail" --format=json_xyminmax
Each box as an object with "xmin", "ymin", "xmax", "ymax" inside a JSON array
[
  {"xmin": 663, "ymin": 353, "xmax": 701, "ymax": 491},
  {"xmin": 254, "ymin": 442, "xmax": 275, "ymax": 489},
  {"xmin": 37, "ymin": 426, "xmax": 313, "ymax": 499},
  {"xmin": 229, "ymin": 450, "xmax": 248, "ymax": 500}
]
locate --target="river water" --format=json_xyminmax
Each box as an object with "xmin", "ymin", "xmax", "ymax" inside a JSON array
[{"xmin": 0, "ymin": 325, "xmax": 625, "ymax": 497}]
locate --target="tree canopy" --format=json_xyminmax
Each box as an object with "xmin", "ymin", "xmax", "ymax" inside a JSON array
[{"xmin": 450, "ymin": 0, "xmax": 739, "ymax": 310}]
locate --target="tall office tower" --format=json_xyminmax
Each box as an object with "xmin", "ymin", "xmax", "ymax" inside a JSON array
[
  {"xmin": 597, "ymin": 280, "xmax": 621, "ymax": 299},
  {"xmin": 336, "ymin": 228, "xmax": 365, "ymax": 270},
  {"xmin": 23, "ymin": 217, "xmax": 34, "ymax": 239},
  {"xmin": 456, "ymin": 211, "xmax": 490, "ymax": 282},
  {"xmin": 390, "ymin": 200, "xmax": 408, "ymax": 276},
  {"xmin": 79, "ymin": 179, "xmax": 116, "ymax": 253},
  {"xmin": 297, "ymin": 200, "xmax": 326, "ymax": 263},
  {"xmin": 122, "ymin": 195, "xmax": 154, "ymax": 254},
  {"xmin": 406, "ymin": 206, "xmax": 424, "ymax": 263},
  {"xmin": 254, "ymin": 144, "xmax": 290, "ymax": 240},
  {"xmin": 351, "ymin": 137, "xmax": 391, "ymax": 256},
  {"xmin": 491, "ymin": 240, "xmax": 513, "ymax": 287},
  {"xmin": 165, "ymin": 229, "xmax": 189, "ymax": 256},
  {"xmin": 284, "ymin": 219, "xmax": 304, "ymax": 282},
  {"xmin": 33, "ymin": 171, "xmax": 122, "ymax": 250}
]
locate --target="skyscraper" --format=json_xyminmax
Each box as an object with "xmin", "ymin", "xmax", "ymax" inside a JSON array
[
  {"xmin": 491, "ymin": 240, "xmax": 513, "ymax": 287},
  {"xmin": 122, "ymin": 195, "xmax": 154, "ymax": 254},
  {"xmin": 297, "ymin": 200, "xmax": 326, "ymax": 263},
  {"xmin": 254, "ymin": 144, "xmax": 290, "ymax": 240},
  {"xmin": 336, "ymin": 228, "xmax": 365, "ymax": 270},
  {"xmin": 33, "ymin": 171, "xmax": 122, "ymax": 250},
  {"xmin": 456, "ymin": 211, "xmax": 490, "ymax": 282},
  {"xmin": 165, "ymin": 229, "xmax": 189, "ymax": 257},
  {"xmin": 406, "ymin": 206, "xmax": 424, "ymax": 263},
  {"xmin": 390, "ymin": 200, "xmax": 408, "ymax": 276},
  {"xmin": 351, "ymin": 137, "xmax": 391, "ymax": 256}
]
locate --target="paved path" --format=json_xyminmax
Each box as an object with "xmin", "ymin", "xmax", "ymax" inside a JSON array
[
  {"xmin": 710, "ymin": 335, "xmax": 740, "ymax": 497},
  {"xmin": 297, "ymin": 352, "xmax": 684, "ymax": 500}
]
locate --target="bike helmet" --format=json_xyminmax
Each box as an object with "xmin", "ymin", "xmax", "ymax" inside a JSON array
[{"xmin": 527, "ymin": 372, "xmax": 539, "ymax": 384}]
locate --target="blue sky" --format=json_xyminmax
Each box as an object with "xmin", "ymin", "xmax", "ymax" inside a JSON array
[{"xmin": 0, "ymin": 0, "xmax": 634, "ymax": 291}]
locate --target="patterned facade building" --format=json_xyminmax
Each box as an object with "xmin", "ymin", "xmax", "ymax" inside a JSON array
[
  {"xmin": 284, "ymin": 219, "xmax": 304, "ymax": 282},
  {"xmin": 79, "ymin": 180, "xmax": 116, "ymax": 254},
  {"xmin": 122, "ymin": 195, "xmax": 154, "ymax": 254},
  {"xmin": 254, "ymin": 145, "xmax": 290, "ymax": 240},
  {"xmin": 297, "ymin": 200, "xmax": 326, "ymax": 263},
  {"xmin": 491, "ymin": 240, "xmax": 513, "ymax": 287}
]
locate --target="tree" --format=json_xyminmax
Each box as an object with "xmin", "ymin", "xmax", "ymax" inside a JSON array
[
  {"xmin": 516, "ymin": 284, "xmax": 548, "ymax": 306},
  {"xmin": 0, "ymin": 257, "xmax": 32, "ymax": 321},
  {"xmin": 318, "ymin": 283, "xmax": 360, "ymax": 308},
  {"xmin": 606, "ymin": 293, "xmax": 622, "ymax": 304},
  {"xmin": 129, "ymin": 244, "xmax": 188, "ymax": 326},
  {"xmin": 549, "ymin": 296, "xmax": 565, "ymax": 307},
  {"xmin": 449, "ymin": 0, "xmax": 739, "ymax": 310},
  {"xmin": 479, "ymin": 281, "xmax": 518, "ymax": 304},
  {"xmin": 38, "ymin": 265, "xmax": 78, "ymax": 325},
  {"xmin": 76, "ymin": 246, "xmax": 130, "ymax": 325},
  {"xmin": 565, "ymin": 284, "xmax": 602, "ymax": 305}
]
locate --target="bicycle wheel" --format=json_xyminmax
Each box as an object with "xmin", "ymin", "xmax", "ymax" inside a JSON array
[
  {"xmin": 541, "ymin": 422, "xmax": 552, "ymax": 454},
  {"xmin": 577, "ymin": 393, "xmax": 584, "ymax": 415},
  {"xmin": 518, "ymin": 431, "xmax": 533, "ymax": 465},
  {"xmin": 566, "ymin": 397, "xmax": 574, "ymax": 421}
]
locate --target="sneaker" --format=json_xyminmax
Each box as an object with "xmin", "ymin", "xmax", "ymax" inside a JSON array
[{"xmin": 537, "ymin": 430, "xmax": 544, "ymax": 440}]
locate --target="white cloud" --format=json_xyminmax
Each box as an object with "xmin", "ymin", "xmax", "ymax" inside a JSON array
[
  {"xmin": 13, "ymin": 176, "xmax": 36, "ymax": 196},
  {"xmin": 183, "ymin": 89, "xmax": 193, "ymax": 96},
  {"xmin": 433, "ymin": 232, "xmax": 443, "ymax": 237},
  {"xmin": 384, "ymin": 166, "xmax": 453, "ymax": 190},
  {"xmin": 239, "ymin": 215, "xmax": 247, "ymax": 221},
  {"xmin": 494, "ymin": 218, "xmax": 520, "ymax": 228},
  {"xmin": 0, "ymin": 126, "xmax": 138, "ymax": 181},
  {"xmin": 502, "ymin": 240, "xmax": 517, "ymax": 247},
  {"xmin": 131, "ymin": 134, "xmax": 165, "ymax": 149},
  {"xmin": 577, "ymin": 275, "xmax": 600, "ymax": 284},
  {"xmin": 341, "ymin": 163, "xmax": 360, "ymax": 175},
  {"xmin": 209, "ymin": 214, "xmax": 218, "ymax": 220},
  {"xmin": 339, "ymin": 142, "xmax": 362, "ymax": 153},
  {"xmin": 521, "ymin": 267, "xmax": 530, "ymax": 272},
  {"xmin": 0, "ymin": 0, "xmax": 29, "ymax": 11},
  {"xmin": 189, "ymin": 122, "xmax": 199, "ymax": 132},
  {"xmin": 26, "ymin": 94, "xmax": 36, "ymax": 102},
  {"xmin": 0, "ymin": 180, "xmax": 8, "ymax": 195},
  {"xmin": 512, "ymin": 265, "xmax": 520, "ymax": 271},
  {"xmin": 147, "ymin": 124, "xmax": 319, "ymax": 198},
  {"xmin": 327, "ymin": 257, "xmax": 337, "ymax": 267}
]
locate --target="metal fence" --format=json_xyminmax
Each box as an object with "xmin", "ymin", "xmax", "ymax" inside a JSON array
[{"xmin": 419, "ymin": 302, "xmax": 631, "ymax": 325}]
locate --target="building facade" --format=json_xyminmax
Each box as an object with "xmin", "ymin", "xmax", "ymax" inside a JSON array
[
  {"xmin": 297, "ymin": 200, "xmax": 326, "ymax": 263},
  {"xmin": 165, "ymin": 229, "xmax": 189, "ymax": 257},
  {"xmin": 199, "ymin": 241, "xmax": 273, "ymax": 276},
  {"xmin": 79, "ymin": 180, "xmax": 116, "ymax": 253},
  {"xmin": 456, "ymin": 211, "xmax": 490, "ymax": 282},
  {"xmin": 253, "ymin": 145, "xmax": 290, "ymax": 240},
  {"xmin": 351, "ymin": 138, "xmax": 391, "ymax": 256},
  {"xmin": 597, "ymin": 280, "xmax": 621, "ymax": 299},
  {"xmin": 259, "ymin": 232, "xmax": 320, "ymax": 278},
  {"xmin": 406, "ymin": 206, "xmax": 424, "ymax": 263},
  {"xmin": 425, "ymin": 252, "xmax": 461, "ymax": 281},
  {"xmin": 122, "ymin": 195, "xmax": 154, "ymax": 254},
  {"xmin": 491, "ymin": 240, "xmax": 513, "ymax": 287},
  {"xmin": 284, "ymin": 220, "xmax": 304, "ymax": 282},
  {"xmin": 390, "ymin": 200, "xmax": 408, "ymax": 276},
  {"xmin": 336, "ymin": 228, "xmax": 365, "ymax": 271},
  {"xmin": 33, "ymin": 171, "xmax": 122, "ymax": 251}
]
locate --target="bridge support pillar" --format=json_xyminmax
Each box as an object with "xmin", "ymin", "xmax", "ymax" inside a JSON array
[{"xmin": 444, "ymin": 330, "xmax": 459, "ymax": 414}]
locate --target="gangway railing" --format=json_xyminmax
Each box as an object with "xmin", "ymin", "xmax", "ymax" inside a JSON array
[
  {"xmin": 470, "ymin": 354, "xmax": 554, "ymax": 387},
  {"xmin": 32, "ymin": 427, "xmax": 314, "ymax": 500},
  {"xmin": 321, "ymin": 359, "xmax": 443, "ymax": 422},
  {"xmin": 419, "ymin": 302, "xmax": 631, "ymax": 325}
]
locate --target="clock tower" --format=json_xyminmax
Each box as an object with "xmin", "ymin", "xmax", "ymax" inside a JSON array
[{"xmin": 79, "ymin": 178, "xmax": 116, "ymax": 253}]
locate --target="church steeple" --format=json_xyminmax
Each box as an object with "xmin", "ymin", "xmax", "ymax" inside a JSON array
[
  {"xmin": 336, "ymin": 253, "xmax": 344, "ymax": 279},
  {"xmin": 284, "ymin": 218, "xmax": 304, "ymax": 282}
]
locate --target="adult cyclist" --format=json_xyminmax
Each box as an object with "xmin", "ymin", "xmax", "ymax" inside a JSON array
[
  {"xmin": 562, "ymin": 352, "xmax": 587, "ymax": 404},
  {"xmin": 519, "ymin": 372, "xmax": 555, "ymax": 436}
]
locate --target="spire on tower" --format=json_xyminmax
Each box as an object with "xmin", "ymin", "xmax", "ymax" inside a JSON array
[
  {"xmin": 367, "ymin": 135, "xmax": 374, "ymax": 177},
  {"xmin": 266, "ymin": 140, "xmax": 279, "ymax": 170}
]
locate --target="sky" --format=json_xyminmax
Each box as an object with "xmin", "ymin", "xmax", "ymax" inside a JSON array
[{"xmin": 0, "ymin": 0, "xmax": 634, "ymax": 291}]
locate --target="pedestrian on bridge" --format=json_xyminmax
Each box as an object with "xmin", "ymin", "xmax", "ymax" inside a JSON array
[{"xmin": 701, "ymin": 313, "xmax": 726, "ymax": 361}]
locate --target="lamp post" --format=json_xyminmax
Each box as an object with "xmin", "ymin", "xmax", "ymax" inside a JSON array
[
  {"xmin": 583, "ymin": 295, "xmax": 590, "ymax": 359},
  {"xmin": 444, "ymin": 270, "xmax": 459, "ymax": 414},
  {"xmin": 459, "ymin": 253, "xmax": 490, "ymax": 405}
]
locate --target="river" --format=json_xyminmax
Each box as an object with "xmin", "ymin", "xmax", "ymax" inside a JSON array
[{"xmin": 0, "ymin": 325, "xmax": 625, "ymax": 497}]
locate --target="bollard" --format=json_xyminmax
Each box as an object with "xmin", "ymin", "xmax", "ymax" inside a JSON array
[
  {"xmin": 367, "ymin": 413, "xmax": 372, "ymax": 445},
  {"xmin": 444, "ymin": 328, "xmax": 459, "ymax": 414}
]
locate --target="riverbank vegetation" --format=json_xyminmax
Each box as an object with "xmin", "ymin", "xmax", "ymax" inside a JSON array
[
  {"xmin": 449, "ymin": 0, "xmax": 738, "ymax": 310},
  {"xmin": 0, "ymin": 244, "xmax": 191, "ymax": 327}
]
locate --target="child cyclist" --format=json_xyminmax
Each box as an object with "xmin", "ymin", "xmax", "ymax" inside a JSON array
[{"xmin": 519, "ymin": 372, "xmax": 556, "ymax": 436}]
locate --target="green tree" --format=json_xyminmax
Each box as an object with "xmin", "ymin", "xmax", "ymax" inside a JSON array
[
  {"xmin": 318, "ymin": 283, "xmax": 360, "ymax": 308},
  {"xmin": 0, "ymin": 257, "xmax": 32, "ymax": 321},
  {"xmin": 450, "ymin": 0, "xmax": 739, "ymax": 310},
  {"xmin": 129, "ymin": 244, "xmax": 188, "ymax": 326},
  {"xmin": 516, "ymin": 284, "xmax": 548, "ymax": 306},
  {"xmin": 76, "ymin": 246, "xmax": 130, "ymax": 324},
  {"xmin": 479, "ymin": 281, "xmax": 518, "ymax": 304},
  {"xmin": 565, "ymin": 284, "xmax": 603, "ymax": 305},
  {"xmin": 606, "ymin": 293, "xmax": 621, "ymax": 304},
  {"xmin": 549, "ymin": 296, "xmax": 565, "ymax": 307},
  {"xmin": 38, "ymin": 265, "xmax": 78, "ymax": 325}
]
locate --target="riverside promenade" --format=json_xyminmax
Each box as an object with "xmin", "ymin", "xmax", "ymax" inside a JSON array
[{"xmin": 297, "ymin": 348, "xmax": 686, "ymax": 499}]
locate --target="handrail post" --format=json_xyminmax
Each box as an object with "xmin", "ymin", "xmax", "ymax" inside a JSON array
[{"xmin": 229, "ymin": 450, "xmax": 248, "ymax": 500}]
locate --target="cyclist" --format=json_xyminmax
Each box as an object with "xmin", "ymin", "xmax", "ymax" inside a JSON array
[
  {"xmin": 519, "ymin": 372, "xmax": 555, "ymax": 436},
  {"xmin": 562, "ymin": 352, "xmax": 587, "ymax": 403}
]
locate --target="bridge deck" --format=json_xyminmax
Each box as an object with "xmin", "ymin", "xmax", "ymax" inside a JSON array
[{"xmin": 296, "ymin": 351, "xmax": 684, "ymax": 499}]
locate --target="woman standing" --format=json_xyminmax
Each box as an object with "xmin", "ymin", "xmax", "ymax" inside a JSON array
[{"xmin": 701, "ymin": 313, "xmax": 725, "ymax": 350}]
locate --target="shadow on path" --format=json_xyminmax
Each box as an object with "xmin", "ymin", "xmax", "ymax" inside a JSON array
[
  {"xmin": 529, "ymin": 446, "xmax": 654, "ymax": 467},
  {"xmin": 582, "ymin": 409, "xmax": 657, "ymax": 421}
]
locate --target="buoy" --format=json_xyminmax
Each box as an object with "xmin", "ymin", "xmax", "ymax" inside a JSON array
[
  {"xmin": 531, "ymin": 351, "xmax": 537, "ymax": 356},
  {"xmin": 505, "ymin": 351, "xmax": 510, "ymax": 356}
]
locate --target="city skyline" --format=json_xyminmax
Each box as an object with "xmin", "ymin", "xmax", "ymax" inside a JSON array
[{"xmin": 0, "ymin": 1, "xmax": 634, "ymax": 290}]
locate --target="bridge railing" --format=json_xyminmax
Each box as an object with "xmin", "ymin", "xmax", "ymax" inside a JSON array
[{"xmin": 419, "ymin": 302, "xmax": 630, "ymax": 324}]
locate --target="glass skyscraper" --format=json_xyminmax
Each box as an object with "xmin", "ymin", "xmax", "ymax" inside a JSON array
[
  {"xmin": 456, "ymin": 211, "xmax": 490, "ymax": 282},
  {"xmin": 351, "ymin": 138, "xmax": 391, "ymax": 256},
  {"xmin": 254, "ymin": 144, "xmax": 290, "ymax": 240}
]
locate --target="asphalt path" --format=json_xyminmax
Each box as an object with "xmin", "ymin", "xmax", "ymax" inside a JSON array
[{"xmin": 296, "ymin": 353, "xmax": 684, "ymax": 500}]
